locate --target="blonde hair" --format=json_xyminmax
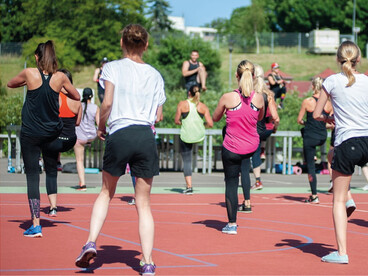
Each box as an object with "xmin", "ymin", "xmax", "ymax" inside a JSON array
[
  {"xmin": 237, "ymin": 60, "xmax": 254, "ymax": 97},
  {"xmin": 312, "ymin": 77, "xmax": 323, "ymax": 95},
  {"xmin": 188, "ymin": 84, "xmax": 200, "ymax": 105},
  {"xmin": 253, "ymin": 64, "xmax": 272, "ymax": 97},
  {"xmin": 337, "ymin": 41, "xmax": 361, "ymax": 87}
]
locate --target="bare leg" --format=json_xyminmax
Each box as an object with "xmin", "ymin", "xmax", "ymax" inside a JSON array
[
  {"xmin": 135, "ymin": 177, "xmax": 154, "ymax": 264},
  {"xmin": 332, "ymin": 170, "xmax": 351, "ymax": 256},
  {"xmin": 253, "ymin": 166, "xmax": 261, "ymax": 179},
  {"xmin": 47, "ymin": 194, "xmax": 57, "ymax": 209},
  {"xmin": 184, "ymin": 176, "xmax": 192, "ymax": 188},
  {"xmin": 87, "ymin": 171, "xmax": 119, "ymax": 243},
  {"xmin": 74, "ymin": 143, "xmax": 86, "ymax": 186},
  {"xmin": 197, "ymin": 67, "xmax": 207, "ymax": 91}
]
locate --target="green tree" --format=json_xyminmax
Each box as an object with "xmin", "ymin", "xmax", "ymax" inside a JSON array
[
  {"xmin": 147, "ymin": 0, "xmax": 172, "ymax": 32},
  {"xmin": 0, "ymin": 0, "xmax": 27, "ymax": 42}
]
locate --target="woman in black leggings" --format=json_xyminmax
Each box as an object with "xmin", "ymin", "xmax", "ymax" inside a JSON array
[
  {"xmin": 7, "ymin": 41, "xmax": 80, "ymax": 237},
  {"xmin": 297, "ymin": 77, "xmax": 333, "ymax": 203}
]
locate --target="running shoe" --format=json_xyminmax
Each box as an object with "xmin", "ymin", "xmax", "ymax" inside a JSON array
[
  {"xmin": 222, "ymin": 224, "xmax": 237, "ymax": 235},
  {"xmin": 48, "ymin": 207, "xmax": 57, "ymax": 217},
  {"xmin": 304, "ymin": 195, "xmax": 319, "ymax": 204},
  {"xmin": 75, "ymin": 242, "xmax": 97, "ymax": 268},
  {"xmin": 140, "ymin": 261, "xmax": 156, "ymax": 275},
  {"xmin": 346, "ymin": 199, "xmax": 356, "ymax": 218},
  {"xmin": 321, "ymin": 251, "xmax": 348, "ymax": 264},
  {"xmin": 23, "ymin": 225, "xmax": 42, "ymax": 238},
  {"xmin": 77, "ymin": 185, "xmax": 87, "ymax": 191},
  {"xmin": 238, "ymin": 203, "xmax": 252, "ymax": 213},
  {"xmin": 362, "ymin": 184, "xmax": 368, "ymax": 191},
  {"xmin": 128, "ymin": 198, "xmax": 136, "ymax": 205},
  {"xmin": 251, "ymin": 181, "xmax": 263, "ymax": 190},
  {"xmin": 183, "ymin": 187, "xmax": 193, "ymax": 195}
]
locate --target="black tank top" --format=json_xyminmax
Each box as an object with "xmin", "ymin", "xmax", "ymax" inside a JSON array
[
  {"xmin": 268, "ymin": 73, "xmax": 283, "ymax": 90},
  {"xmin": 257, "ymin": 93, "xmax": 269, "ymax": 135},
  {"xmin": 185, "ymin": 61, "xmax": 199, "ymax": 83},
  {"xmin": 21, "ymin": 69, "xmax": 62, "ymax": 137},
  {"xmin": 304, "ymin": 97, "xmax": 327, "ymax": 140}
]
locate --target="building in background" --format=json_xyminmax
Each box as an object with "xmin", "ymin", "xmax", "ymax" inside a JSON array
[{"xmin": 169, "ymin": 16, "xmax": 217, "ymax": 41}]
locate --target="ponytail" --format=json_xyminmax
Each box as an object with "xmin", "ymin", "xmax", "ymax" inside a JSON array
[
  {"xmin": 337, "ymin": 41, "xmax": 360, "ymax": 87},
  {"xmin": 35, "ymin": 40, "xmax": 58, "ymax": 74},
  {"xmin": 312, "ymin": 77, "xmax": 323, "ymax": 95},
  {"xmin": 237, "ymin": 60, "xmax": 254, "ymax": 97},
  {"xmin": 188, "ymin": 85, "xmax": 200, "ymax": 105}
]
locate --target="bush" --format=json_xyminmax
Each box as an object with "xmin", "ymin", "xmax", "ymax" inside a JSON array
[{"xmin": 0, "ymin": 93, "xmax": 23, "ymax": 132}]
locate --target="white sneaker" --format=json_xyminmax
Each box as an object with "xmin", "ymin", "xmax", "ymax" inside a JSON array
[{"xmin": 362, "ymin": 184, "xmax": 368, "ymax": 191}]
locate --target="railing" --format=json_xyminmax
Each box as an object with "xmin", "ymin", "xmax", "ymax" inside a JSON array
[{"xmin": 2, "ymin": 126, "xmax": 329, "ymax": 175}]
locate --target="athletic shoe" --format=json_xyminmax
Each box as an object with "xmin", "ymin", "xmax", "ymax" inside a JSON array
[
  {"xmin": 23, "ymin": 225, "xmax": 42, "ymax": 238},
  {"xmin": 222, "ymin": 224, "xmax": 237, "ymax": 235},
  {"xmin": 238, "ymin": 203, "xmax": 252, "ymax": 213},
  {"xmin": 304, "ymin": 195, "xmax": 319, "ymax": 204},
  {"xmin": 48, "ymin": 208, "xmax": 57, "ymax": 217},
  {"xmin": 75, "ymin": 242, "xmax": 97, "ymax": 268},
  {"xmin": 251, "ymin": 181, "xmax": 263, "ymax": 190},
  {"xmin": 321, "ymin": 251, "xmax": 348, "ymax": 264},
  {"xmin": 328, "ymin": 180, "xmax": 333, "ymax": 193},
  {"xmin": 77, "ymin": 185, "xmax": 87, "ymax": 191},
  {"xmin": 140, "ymin": 261, "xmax": 156, "ymax": 275},
  {"xmin": 346, "ymin": 199, "xmax": 356, "ymax": 218},
  {"xmin": 362, "ymin": 184, "xmax": 368, "ymax": 191},
  {"xmin": 128, "ymin": 198, "xmax": 135, "ymax": 205},
  {"xmin": 183, "ymin": 187, "xmax": 193, "ymax": 195}
]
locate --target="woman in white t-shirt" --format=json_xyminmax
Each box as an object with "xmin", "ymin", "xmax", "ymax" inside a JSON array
[
  {"xmin": 314, "ymin": 41, "xmax": 368, "ymax": 264},
  {"xmin": 75, "ymin": 24, "xmax": 166, "ymax": 276}
]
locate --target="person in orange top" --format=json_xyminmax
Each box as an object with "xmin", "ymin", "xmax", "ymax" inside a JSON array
[{"xmin": 45, "ymin": 69, "xmax": 82, "ymax": 217}]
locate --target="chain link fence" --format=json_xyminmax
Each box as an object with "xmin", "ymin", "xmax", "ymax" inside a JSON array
[{"xmin": 0, "ymin": 43, "xmax": 22, "ymax": 56}]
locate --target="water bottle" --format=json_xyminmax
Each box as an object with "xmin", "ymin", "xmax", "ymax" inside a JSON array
[{"xmin": 7, "ymin": 157, "xmax": 14, "ymax": 173}]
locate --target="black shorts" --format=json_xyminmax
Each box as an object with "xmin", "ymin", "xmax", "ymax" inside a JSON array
[
  {"xmin": 102, "ymin": 125, "xmax": 159, "ymax": 178},
  {"xmin": 332, "ymin": 137, "xmax": 368, "ymax": 175}
]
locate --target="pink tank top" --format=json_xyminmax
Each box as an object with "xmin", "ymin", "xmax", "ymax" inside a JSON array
[{"xmin": 223, "ymin": 90, "xmax": 260, "ymax": 154}]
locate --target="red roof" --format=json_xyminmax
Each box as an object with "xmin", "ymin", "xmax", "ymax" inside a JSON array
[
  {"xmin": 313, "ymin": 68, "xmax": 336, "ymax": 79},
  {"xmin": 288, "ymin": 81, "xmax": 311, "ymax": 96},
  {"xmin": 264, "ymin": 69, "xmax": 293, "ymax": 80}
]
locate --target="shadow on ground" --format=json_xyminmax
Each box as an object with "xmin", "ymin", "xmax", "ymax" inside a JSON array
[
  {"xmin": 8, "ymin": 218, "xmax": 71, "ymax": 231},
  {"xmin": 192, "ymin": 219, "xmax": 226, "ymax": 232},
  {"xmin": 75, "ymin": 245, "xmax": 141, "ymax": 274},
  {"xmin": 275, "ymin": 239, "xmax": 334, "ymax": 258}
]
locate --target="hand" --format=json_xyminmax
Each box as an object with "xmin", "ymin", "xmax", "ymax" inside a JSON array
[
  {"xmin": 325, "ymin": 114, "xmax": 335, "ymax": 124},
  {"xmin": 97, "ymin": 128, "xmax": 106, "ymax": 141}
]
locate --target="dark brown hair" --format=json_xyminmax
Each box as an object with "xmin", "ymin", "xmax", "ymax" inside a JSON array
[
  {"xmin": 121, "ymin": 24, "xmax": 148, "ymax": 53},
  {"xmin": 34, "ymin": 40, "xmax": 58, "ymax": 74}
]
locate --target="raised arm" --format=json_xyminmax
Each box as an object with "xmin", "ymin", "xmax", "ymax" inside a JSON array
[
  {"xmin": 174, "ymin": 101, "xmax": 183, "ymax": 125},
  {"xmin": 297, "ymin": 99, "xmax": 308, "ymax": 125},
  {"xmin": 203, "ymin": 104, "xmax": 213, "ymax": 128},
  {"xmin": 313, "ymin": 89, "xmax": 334, "ymax": 124},
  {"xmin": 61, "ymin": 74, "xmax": 80, "ymax": 101},
  {"xmin": 7, "ymin": 69, "xmax": 27, "ymax": 88},
  {"xmin": 212, "ymin": 94, "xmax": 227, "ymax": 122}
]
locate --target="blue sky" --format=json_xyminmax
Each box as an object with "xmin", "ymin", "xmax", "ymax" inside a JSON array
[{"xmin": 167, "ymin": 0, "xmax": 251, "ymax": 27}]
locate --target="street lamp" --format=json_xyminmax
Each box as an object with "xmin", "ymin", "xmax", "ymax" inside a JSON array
[{"xmin": 228, "ymin": 45, "xmax": 233, "ymax": 90}]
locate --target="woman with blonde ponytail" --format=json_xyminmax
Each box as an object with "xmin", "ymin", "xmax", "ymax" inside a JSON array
[
  {"xmin": 213, "ymin": 60, "xmax": 264, "ymax": 234},
  {"xmin": 175, "ymin": 84, "xmax": 213, "ymax": 194},
  {"xmin": 314, "ymin": 41, "xmax": 368, "ymax": 264},
  {"xmin": 297, "ymin": 77, "xmax": 333, "ymax": 204}
]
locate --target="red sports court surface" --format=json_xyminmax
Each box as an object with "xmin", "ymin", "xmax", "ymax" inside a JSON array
[{"xmin": 1, "ymin": 193, "xmax": 367, "ymax": 275}]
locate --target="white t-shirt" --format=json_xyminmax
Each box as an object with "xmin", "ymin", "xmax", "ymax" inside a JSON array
[
  {"xmin": 99, "ymin": 58, "xmax": 166, "ymax": 134},
  {"xmin": 323, "ymin": 73, "xmax": 368, "ymax": 146}
]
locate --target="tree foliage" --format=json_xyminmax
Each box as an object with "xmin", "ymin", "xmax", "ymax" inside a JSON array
[
  {"xmin": 147, "ymin": 0, "xmax": 172, "ymax": 32},
  {"xmin": 1, "ymin": 0, "xmax": 147, "ymax": 65}
]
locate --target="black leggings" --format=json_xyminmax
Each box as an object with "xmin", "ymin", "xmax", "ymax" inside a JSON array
[
  {"xmin": 21, "ymin": 133, "xmax": 76, "ymax": 199},
  {"xmin": 180, "ymin": 139, "xmax": 195, "ymax": 177},
  {"xmin": 222, "ymin": 146, "xmax": 255, "ymax": 223},
  {"xmin": 303, "ymin": 136, "xmax": 326, "ymax": 195}
]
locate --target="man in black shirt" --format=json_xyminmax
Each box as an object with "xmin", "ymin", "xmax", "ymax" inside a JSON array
[{"xmin": 182, "ymin": 50, "xmax": 207, "ymax": 92}]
